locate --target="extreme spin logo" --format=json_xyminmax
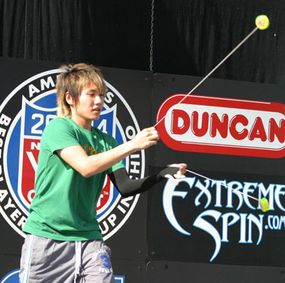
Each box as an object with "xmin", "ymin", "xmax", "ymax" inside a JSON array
[{"xmin": 0, "ymin": 69, "xmax": 144, "ymax": 239}]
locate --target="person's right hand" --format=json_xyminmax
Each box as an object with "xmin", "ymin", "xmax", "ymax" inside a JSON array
[{"xmin": 130, "ymin": 127, "xmax": 159, "ymax": 151}]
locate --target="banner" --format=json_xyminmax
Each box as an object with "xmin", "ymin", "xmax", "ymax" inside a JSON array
[
  {"xmin": 1, "ymin": 58, "xmax": 285, "ymax": 282},
  {"xmin": 148, "ymin": 168, "xmax": 285, "ymax": 266}
]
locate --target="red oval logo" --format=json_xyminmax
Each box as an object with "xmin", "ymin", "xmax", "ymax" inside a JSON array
[{"xmin": 156, "ymin": 94, "xmax": 285, "ymax": 158}]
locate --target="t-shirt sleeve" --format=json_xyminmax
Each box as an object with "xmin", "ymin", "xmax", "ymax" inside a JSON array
[{"xmin": 42, "ymin": 118, "xmax": 80, "ymax": 153}]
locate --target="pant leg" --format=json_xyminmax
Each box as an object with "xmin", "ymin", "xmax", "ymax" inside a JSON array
[
  {"xmin": 79, "ymin": 241, "xmax": 114, "ymax": 283},
  {"xmin": 20, "ymin": 234, "xmax": 76, "ymax": 283}
]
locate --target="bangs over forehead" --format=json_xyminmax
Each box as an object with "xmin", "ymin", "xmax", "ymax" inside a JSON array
[
  {"xmin": 78, "ymin": 71, "xmax": 106, "ymax": 94},
  {"xmin": 60, "ymin": 64, "xmax": 106, "ymax": 96}
]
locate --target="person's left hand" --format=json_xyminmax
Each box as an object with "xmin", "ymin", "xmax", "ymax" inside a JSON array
[{"xmin": 164, "ymin": 163, "xmax": 187, "ymax": 179}]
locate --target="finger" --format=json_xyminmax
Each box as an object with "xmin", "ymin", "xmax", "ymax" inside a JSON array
[
  {"xmin": 164, "ymin": 174, "xmax": 175, "ymax": 179},
  {"xmin": 167, "ymin": 163, "xmax": 187, "ymax": 169},
  {"xmin": 174, "ymin": 173, "xmax": 186, "ymax": 179},
  {"xmin": 144, "ymin": 126, "xmax": 156, "ymax": 132},
  {"xmin": 149, "ymin": 131, "xmax": 159, "ymax": 141},
  {"xmin": 143, "ymin": 128, "xmax": 158, "ymax": 138},
  {"xmin": 166, "ymin": 163, "xmax": 188, "ymax": 179}
]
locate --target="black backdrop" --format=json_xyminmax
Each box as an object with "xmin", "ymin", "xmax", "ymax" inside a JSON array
[
  {"xmin": 1, "ymin": 1, "xmax": 285, "ymax": 282},
  {"xmin": 1, "ymin": 58, "xmax": 285, "ymax": 283},
  {"xmin": 0, "ymin": 0, "xmax": 285, "ymax": 83}
]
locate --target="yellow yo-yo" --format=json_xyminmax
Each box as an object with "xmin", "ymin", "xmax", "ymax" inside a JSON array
[
  {"xmin": 260, "ymin": 197, "xmax": 270, "ymax": 212},
  {"xmin": 255, "ymin": 15, "xmax": 270, "ymax": 30}
]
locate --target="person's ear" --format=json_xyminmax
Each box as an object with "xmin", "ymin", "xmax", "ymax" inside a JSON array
[{"xmin": 65, "ymin": 91, "xmax": 73, "ymax": 106}]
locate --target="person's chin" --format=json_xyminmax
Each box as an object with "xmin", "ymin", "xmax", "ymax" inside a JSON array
[{"xmin": 91, "ymin": 112, "xmax": 101, "ymax": 120}]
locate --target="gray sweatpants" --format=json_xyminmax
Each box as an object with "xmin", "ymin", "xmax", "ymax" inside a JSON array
[{"xmin": 20, "ymin": 234, "xmax": 115, "ymax": 283}]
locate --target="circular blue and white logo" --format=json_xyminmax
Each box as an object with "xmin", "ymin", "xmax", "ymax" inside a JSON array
[
  {"xmin": 0, "ymin": 69, "xmax": 145, "ymax": 240},
  {"xmin": 0, "ymin": 269, "xmax": 19, "ymax": 283}
]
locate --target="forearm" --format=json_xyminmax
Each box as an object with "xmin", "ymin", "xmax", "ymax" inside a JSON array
[
  {"xmin": 82, "ymin": 141, "xmax": 137, "ymax": 177},
  {"xmin": 57, "ymin": 126, "xmax": 159, "ymax": 178},
  {"xmin": 109, "ymin": 167, "xmax": 178, "ymax": 197}
]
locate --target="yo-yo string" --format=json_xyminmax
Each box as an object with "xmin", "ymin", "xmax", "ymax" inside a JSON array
[
  {"xmin": 154, "ymin": 26, "xmax": 258, "ymax": 128},
  {"xmin": 185, "ymin": 169, "xmax": 259, "ymax": 202}
]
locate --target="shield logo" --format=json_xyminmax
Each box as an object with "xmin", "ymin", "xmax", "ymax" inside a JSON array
[
  {"xmin": 18, "ymin": 97, "xmax": 57, "ymax": 207},
  {"xmin": 18, "ymin": 96, "xmax": 119, "ymax": 212}
]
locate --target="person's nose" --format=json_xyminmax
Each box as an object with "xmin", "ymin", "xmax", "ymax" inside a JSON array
[{"xmin": 94, "ymin": 95, "xmax": 103, "ymax": 105}]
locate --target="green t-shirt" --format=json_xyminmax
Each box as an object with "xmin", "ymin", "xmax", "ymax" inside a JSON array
[{"xmin": 23, "ymin": 117, "xmax": 125, "ymax": 241}]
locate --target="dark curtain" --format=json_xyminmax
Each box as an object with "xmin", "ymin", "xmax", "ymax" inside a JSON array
[
  {"xmin": 154, "ymin": 0, "xmax": 285, "ymax": 83},
  {"xmin": 0, "ymin": 0, "xmax": 284, "ymax": 83},
  {"xmin": 0, "ymin": 0, "xmax": 151, "ymax": 70}
]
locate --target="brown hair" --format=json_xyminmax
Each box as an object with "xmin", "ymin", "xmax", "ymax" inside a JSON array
[{"xmin": 56, "ymin": 63, "xmax": 106, "ymax": 117}]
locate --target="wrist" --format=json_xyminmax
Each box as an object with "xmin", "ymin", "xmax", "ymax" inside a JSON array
[{"xmin": 127, "ymin": 139, "xmax": 140, "ymax": 153}]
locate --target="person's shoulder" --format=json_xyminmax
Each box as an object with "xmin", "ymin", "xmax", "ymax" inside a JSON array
[
  {"xmin": 43, "ymin": 117, "xmax": 72, "ymax": 134},
  {"xmin": 47, "ymin": 117, "xmax": 70, "ymax": 127}
]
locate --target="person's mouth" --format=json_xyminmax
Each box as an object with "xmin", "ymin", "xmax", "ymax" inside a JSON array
[{"xmin": 92, "ymin": 107, "xmax": 101, "ymax": 113}]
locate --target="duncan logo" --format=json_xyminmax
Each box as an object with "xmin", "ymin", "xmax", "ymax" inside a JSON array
[
  {"xmin": 157, "ymin": 94, "xmax": 285, "ymax": 158},
  {"xmin": 0, "ymin": 69, "xmax": 144, "ymax": 240}
]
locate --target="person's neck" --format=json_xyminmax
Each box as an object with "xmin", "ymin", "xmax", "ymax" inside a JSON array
[{"xmin": 71, "ymin": 116, "xmax": 92, "ymax": 131}]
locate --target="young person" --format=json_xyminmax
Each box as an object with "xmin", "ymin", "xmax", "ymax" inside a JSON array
[{"xmin": 20, "ymin": 63, "xmax": 187, "ymax": 283}]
